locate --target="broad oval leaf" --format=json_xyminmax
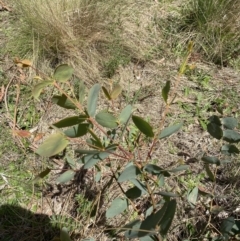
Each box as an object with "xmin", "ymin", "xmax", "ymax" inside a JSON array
[
  {"xmin": 77, "ymin": 79, "xmax": 86, "ymax": 104},
  {"xmin": 156, "ymin": 191, "xmax": 179, "ymax": 197},
  {"xmin": 36, "ymin": 132, "xmax": 69, "ymax": 157},
  {"xmin": 144, "ymin": 164, "xmax": 171, "ymax": 177},
  {"xmin": 36, "ymin": 168, "xmax": 51, "ymax": 179},
  {"xmin": 220, "ymin": 217, "xmax": 235, "ymax": 235},
  {"xmin": 75, "ymin": 149, "xmax": 100, "ymax": 155},
  {"xmin": 106, "ymin": 198, "xmax": 128, "ymax": 218},
  {"xmin": 209, "ymin": 115, "xmax": 221, "ymax": 126},
  {"xmin": 102, "ymin": 86, "xmax": 111, "ymax": 100},
  {"xmin": 53, "ymin": 64, "xmax": 74, "ymax": 82},
  {"xmin": 159, "ymin": 123, "xmax": 183, "ymax": 139},
  {"xmin": 52, "ymin": 94, "xmax": 76, "ymax": 109},
  {"xmin": 125, "ymin": 186, "xmax": 143, "ymax": 200},
  {"xmin": 87, "ymin": 84, "xmax": 101, "ymax": 117},
  {"xmin": 221, "ymin": 144, "xmax": 240, "ymax": 155},
  {"xmin": 118, "ymin": 165, "xmax": 141, "ymax": 183},
  {"xmin": 64, "ymin": 123, "xmax": 89, "ymax": 138},
  {"xmin": 168, "ymin": 165, "xmax": 189, "ymax": 173},
  {"xmin": 53, "ymin": 115, "xmax": 87, "ymax": 128},
  {"xmin": 125, "ymin": 201, "xmax": 170, "ymax": 238},
  {"xmin": 205, "ymin": 164, "xmax": 215, "ymax": 182},
  {"xmin": 162, "ymin": 80, "xmax": 171, "ymax": 103},
  {"xmin": 60, "ymin": 227, "xmax": 73, "ymax": 241},
  {"xmin": 132, "ymin": 115, "xmax": 154, "ymax": 137},
  {"xmin": 110, "ymin": 83, "xmax": 122, "ymax": 99},
  {"xmin": 66, "ymin": 156, "xmax": 76, "ymax": 169},
  {"xmin": 32, "ymin": 80, "xmax": 53, "ymax": 99},
  {"xmin": 87, "ymin": 128, "xmax": 104, "ymax": 148},
  {"xmin": 159, "ymin": 199, "xmax": 176, "ymax": 236},
  {"xmin": 222, "ymin": 117, "xmax": 238, "ymax": 130},
  {"xmin": 202, "ymin": 156, "xmax": 220, "ymax": 165},
  {"xmin": 130, "ymin": 179, "xmax": 148, "ymax": 194},
  {"xmin": 207, "ymin": 123, "xmax": 223, "ymax": 140},
  {"xmin": 223, "ymin": 130, "xmax": 240, "ymax": 143},
  {"xmin": 83, "ymin": 145, "xmax": 116, "ymax": 169},
  {"xmin": 56, "ymin": 170, "xmax": 75, "ymax": 184},
  {"xmin": 119, "ymin": 105, "xmax": 132, "ymax": 124},
  {"xmin": 139, "ymin": 236, "xmax": 156, "ymax": 241},
  {"xmin": 95, "ymin": 111, "xmax": 118, "ymax": 128},
  {"xmin": 187, "ymin": 187, "xmax": 198, "ymax": 207},
  {"xmin": 95, "ymin": 171, "xmax": 101, "ymax": 182},
  {"xmin": 33, "ymin": 168, "xmax": 51, "ymax": 183},
  {"xmin": 123, "ymin": 220, "xmax": 142, "ymax": 239}
]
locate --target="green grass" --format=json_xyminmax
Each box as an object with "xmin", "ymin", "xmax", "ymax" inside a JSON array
[{"xmin": 181, "ymin": 0, "xmax": 240, "ymax": 65}]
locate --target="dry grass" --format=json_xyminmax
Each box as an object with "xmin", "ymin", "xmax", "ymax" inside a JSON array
[
  {"xmin": 181, "ymin": 0, "xmax": 240, "ymax": 65},
  {"xmin": 9, "ymin": 0, "xmax": 166, "ymax": 84}
]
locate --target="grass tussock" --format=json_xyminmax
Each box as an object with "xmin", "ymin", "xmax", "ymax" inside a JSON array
[
  {"xmin": 9, "ymin": 0, "xmax": 164, "ymax": 83},
  {"xmin": 181, "ymin": 0, "xmax": 240, "ymax": 65}
]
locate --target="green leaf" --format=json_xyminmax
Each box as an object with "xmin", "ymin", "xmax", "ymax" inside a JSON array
[
  {"xmin": 223, "ymin": 130, "xmax": 240, "ymax": 143},
  {"xmin": 53, "ymin": 64, "xmax": 74, "ymax": 82},
  {"xmin": 87, "ymin": 128, "xmax": 104, "ymax": 148},
  {"xmin": 118, "ymin": 165, "xmax": 141, "ymax": 182},
  {"xmin": 222, "ymin": 117, "xmax": 238, "ymax": 130},
  {"xmin": 209, "ymin": 115, "xmax": 222, "ymax": 126},
  {"xmin": 125, "ymin": 186, "xmax": 143, "ymax": 200},
  {"xmin": 78, "ymin": 80, "xmax": 86, "ymax": 104},
  {"xmin": 64, "ymin": 123, "xmax": 89, "ymax": 138},
  {"xmin": 53, "ymin": 115, "xmax": 87, "ymax": 128},
  {"xmin": 102, "ymin": 86, "xmax": 111, "ymax": 100},
  {"xmin": 83, "ymin": 146, "xmax": 116, "ymax": 169},
  {"xmin": 159, "ymin": 199, "xmax": 176, "ymax": 236},
  {"xmin": 119, "ymin": 105, "xmax": 132, "ymax": 124},
  {"xmin": 168, "ymin": 165, "xmax": 189, "ymax": 173},
  {"xmin": 32, "ymin": 80, "xmax": 53, "ymax": 99},
  {"xmin": 60, "ymin": 227, "xmax": 73, "ymax": 241},
  {"xmin": 95, "ymin": 171, "xmax": 101, "ymax": 182},
  {"xmin": 87, "ymin": 84, "xmax": 101, "ymax": 117},
  {"xmin": 162, "ymin": 80, "xmax": 171, "ymax": 103},
  {"xmin": 110, "ymin": 83, "xmax": 122, "ymax": 99},
  {"xmin": 95, "ymin": 111, "xmax": 118, "ymax": 128},
  {"xmin": 52, "ymin": 94, "xmax": 76, "ymax": 109},
  {"xmin": 132, "ymin": 115, "xmax": 154, "ymax": 137},
  {"xmin": 221, "ymin": 144, "xmax": 240, "ymax": 155},
  {"xmin": 158, "ymin": 174, "xmax": 165, "ymax": 187},
  {"xmin": 205, "ymin": 164, "xmax": 215, "ymax": 181},
  {"xmin": 156, "ymin": 191, "xmax": 179, "ymax": 197},
  {"xmin": 220, "ymin": 217, "xmax": 235, "ymax": 235},
  {"xmin": 130, "ymin": 179, "xmax": 147, "ymax": 194},
  {"xmin": 187, "ymin": 187, "xmax": 198, "ymax": 206},
  {"xmin": 139, "ymin": 236, "xmax": 156, "ymax": 241},
  {"xmin": 33, "ymin": 168, "xmax": 51, "ymax": 183},
  {"xmin": 124, "ymin": 200, "xmax": 172, "ymax": 239},
  {"xmin": 124, "ymin": 201, "xmax": 170, "ymax": 238},
  {"xmin": 207, "ymin": 123, "xmax": 223, "ymax": 140},
  {"xmin": 144, "ymin": 164, "xmax": 171, "ymax": 177},
  {"xmin": 159, "ymin": 123, "xmax": 183, "ymax": 139},
  {"xmin": 75, "ymin": 149, "xmax": 101, "ymax": 155},
  {"xmin": 106, "ymin": 198, "xmax": 128, "ymax": 218},
  {"xmin": 123, "ymin": 220, "xmax": 142, "ymax": 238},
  {"xmin": 202, "ymin": 156, "xmax": 220, "ymax": 165},
  {"xmin": 36, "ymin": 132, "xmax": 69, "ymax": 157},
  {"xmin": 66, "ymin": 156, "xmax": 76, "ymax": 169},
  {"xmin": 56, "ymin": 170, "xmax": 75, "ymax": 184}
]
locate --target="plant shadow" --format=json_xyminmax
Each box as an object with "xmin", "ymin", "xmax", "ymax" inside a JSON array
[{"xmin": 0, "ymin": 204, "xmax": 60, "ymax": 241}]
